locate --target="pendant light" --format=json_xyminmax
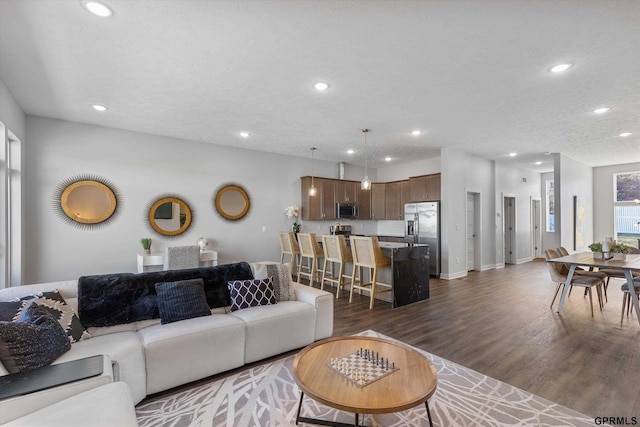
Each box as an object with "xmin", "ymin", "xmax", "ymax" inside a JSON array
[
  {"xmin": 309, "ymin": 147, "xmax": 317, "ymax": 196},
  {"xmin": 361, "ymin": 129, "xmax": 371, "ymax": 190}
]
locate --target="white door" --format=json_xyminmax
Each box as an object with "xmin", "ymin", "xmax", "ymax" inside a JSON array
[{"xmin": 466, "ymin": 193, "xmax": 476, "ymax": 271}]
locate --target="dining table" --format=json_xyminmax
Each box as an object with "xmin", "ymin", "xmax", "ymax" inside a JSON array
[{"xmin": 546, "ymin": 252, "xmax": 640, "ymax": 325}]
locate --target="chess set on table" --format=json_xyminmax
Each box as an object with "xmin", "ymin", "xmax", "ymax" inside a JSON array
[{"xmin": 327, "ymin": 348, "xmax": 399, "ymax": 388}]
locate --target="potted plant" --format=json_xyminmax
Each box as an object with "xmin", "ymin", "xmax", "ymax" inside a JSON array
[
  {"xmin": 140, "ymin": 238, "xmax": 152, "ymax": 254},
  {"xmin": 610, "ymin": 242, "xmax": 631, "ymax": 260},
  {"xmin": 588, "ymin": 242, "xmax": 603, "ymax": 259}
]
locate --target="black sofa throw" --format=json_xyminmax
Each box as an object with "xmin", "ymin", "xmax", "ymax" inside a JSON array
[{"xmin": 78, "ymin": 262, "xmax": 254, "ymax": 328}]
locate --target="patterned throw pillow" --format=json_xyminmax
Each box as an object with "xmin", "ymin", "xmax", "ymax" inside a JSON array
[
  {"xmin": 227, "ymin": 278, "xmax": 277, "ymax": 312},
  {"xmin": 0, "ymin": 302, "xmax": 71, "ymax": 373},
  {"xmin": 154, "ymin": 279, "xmax": 212, "ymax": 325},
  {"xmin": 12, "ymin": 290, "xmax": 90, "ymax": 343},
  {"xmin": 251, "ymin": 263, "xmax": 295, "ymax": 302}
]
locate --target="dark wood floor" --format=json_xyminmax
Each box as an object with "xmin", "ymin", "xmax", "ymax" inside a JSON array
[{"xmin": 321, "ymin": 260, "xmax": 640, "ymax": 419}]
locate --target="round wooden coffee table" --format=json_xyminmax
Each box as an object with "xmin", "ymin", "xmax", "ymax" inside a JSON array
[{"xmin": 292, "ymin": 336, "xmax": 437, "ymax": 427}]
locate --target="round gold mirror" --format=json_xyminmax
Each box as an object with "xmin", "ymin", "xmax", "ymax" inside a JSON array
[
  {"xmin": 215, "ymin": 184, "xmax": 250, "ymax": 220},
  {"xmin": 148, "ymin": 196, "xmax": 192, "ymax": 236},
  {"xmin": 61, "ymin": 180, "xmax": 116, "ymax": 224},
  {"xmin": 54, "ymin": 175, "xmax": 120, "ymax": 229}
]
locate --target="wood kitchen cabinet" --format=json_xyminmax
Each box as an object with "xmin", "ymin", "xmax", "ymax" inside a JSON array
[
  {"xmin": 358, "ymin": 186, "xmax": 371, "ymax": 219},
  {"xmin": 385, "ymin": 181, "xmax": 402, "ymax": 220},
  {"xmin": 409, "ymin": 174, "xmax": 441, "ymax": 202},
  {"xmin": 301, "ymin": 177, "xmax": 336, "ymax": 220},
  {"xmin": 370, "ymin": 183, "xmax": 386, "ymax": 220},
  {"xmin": 335, "ymin": 180, "xmax": 358, "ymax": 204}
]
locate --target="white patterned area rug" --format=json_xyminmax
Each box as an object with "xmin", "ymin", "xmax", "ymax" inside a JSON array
[{"xmin": 136, "ymin": 330, "xmax": 594, "ymax": 427}]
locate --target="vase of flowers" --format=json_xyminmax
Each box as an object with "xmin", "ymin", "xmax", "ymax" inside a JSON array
[{"xmin": 285, "ymin": 205, "xmax": 300, "ymax": 234}]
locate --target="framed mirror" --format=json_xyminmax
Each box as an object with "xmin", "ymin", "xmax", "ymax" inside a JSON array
[
  {"xmin": 148, "ymin": 196, "xmax": 193, "ymax": 236},
  {"xmin": 215, "ymin": 184, "xmax": 250, "ymax": 221},
  {"xmin": 53, "ymin": 175, "xmax": 120, "ymax": 229}
]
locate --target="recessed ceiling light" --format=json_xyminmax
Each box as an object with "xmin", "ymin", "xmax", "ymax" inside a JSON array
[
  {"xmin": 347, "ymin": 149, "xmax": 355, "ymax": 155},
  {"xmin": 534, "ymin": 161, "xmax": 543, "ymax": 165},
  {"xmin": 313, "ymin": 82, "xmax": 329, "ymax": 91},
  {"xmin": 239, "ymin": 132, "xmax": 250, "ymax": 138},
  {"xmin": 550, "ymin": 63, "xmax": 573, "ymax": 73},
  {"xmin": 509, "ymin": 152, "xmax": 517, "ymax": 157},
  {"xmin": 593, "ymin": 107, "xmax": 610, "ymax": 114},
  {"xmin": 619, "ymin": 132, "xmax": 632, "ymax": 137},
  {"xmin": 84, "ymin": 1, "xmax": 113, "ymax": 17},
  {"xmin": 384, "ymin": 157, "xmax": 392, "ymax": 162},
  {"xmin": 411, "ymin": 130, "xmax": 422, "ymax": 136},
  {"xmin": 91, "ymin": 104, "xmax": 108, "ymax": 111}
]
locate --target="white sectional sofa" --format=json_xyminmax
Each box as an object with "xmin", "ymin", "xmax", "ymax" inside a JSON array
[{"xmin": 0, "ymin": 261, "xmax": 333, "ymax": 425}]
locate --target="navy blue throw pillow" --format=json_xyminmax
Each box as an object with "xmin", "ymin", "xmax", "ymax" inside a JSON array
[
  {"xmin": 154, "ymin": 279, "xmax": 212, "ymax": 325},
  {"xmin": 0, "ymin": 303, "xmax": 71, "ymax": 374}
]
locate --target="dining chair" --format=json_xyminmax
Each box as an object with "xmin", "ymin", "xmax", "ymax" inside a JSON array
[
  {"xmin": 163, "ymin": 245, "xmax": 200, "ymax": 270},
  {"xmin": 320, "ymin": 234, "xmax": 353, "ymax": 298},
  {"xmin": 557, "ymin": 246, "xmax": 608, "ymax": 299},
  {"xmin": 349, "ymin": 236, "xmax": 392, "ymax": 310},
  {"xmin": 620, "ymin": 277, "xmax": 640, "ymax": 323},
  {"xmin": 279, "ymin": 231, "xmax": 300, "ymax": 280},
  {"xmin": 297, "ymin": 233, "xmax": 324, "ymax": 286},
  {"xmin": 598, "ymin": 246, "xmax": 640, "ymax": 301},
  {"xmin": 545, "ymin": 249, "xmax": 605, "ymax": 317}
]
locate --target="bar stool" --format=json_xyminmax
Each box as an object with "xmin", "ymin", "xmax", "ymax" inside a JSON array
[
  {"xmin": 349, "ymin": 236, "xmax": 392, "ymax": 309},
  {"xmin": 279, "ymin": 231, "xmax": 300, "ymax": 280},
  {"xmin": 297, "ymin": 233, "xmax": 324, "ymax": 286},
  {"xmin": 321, "ymin": 234, "xmax": 353, "ymax": 298}
]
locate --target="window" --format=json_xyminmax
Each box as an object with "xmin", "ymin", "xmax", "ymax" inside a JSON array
[
  {"xmin": 614, "ymin": 171, "xmax": 640, "ymax": 248},
  {"xmin": 545, "ymin": 179, "xmax": 555, "ymax": 232}
]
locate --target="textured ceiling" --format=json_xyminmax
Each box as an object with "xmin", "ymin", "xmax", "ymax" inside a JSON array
[{"xmin": 1, "ymin": 0, "xmax": 639, "ymax": 173}]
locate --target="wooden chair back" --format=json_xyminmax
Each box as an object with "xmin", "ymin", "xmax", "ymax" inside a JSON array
[
  {"xmin": 298, "ymin": 233, "xmax": 322, "ymax": 258},
  {"xmin": 350, "ymin": 236, "xmax": 388, "ymax": 268},
  {"xmin": 279, "ymin": 231, "xmax": 299, "ymax": 255},
  {"xmin": 322, "ymin": 234, "xmax": 352, "ymax": 263}
]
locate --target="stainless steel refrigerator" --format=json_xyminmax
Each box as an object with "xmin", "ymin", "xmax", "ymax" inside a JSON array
[{"xmin": 404, "ymin": 202, "xmax": 441, "ymax": 277}]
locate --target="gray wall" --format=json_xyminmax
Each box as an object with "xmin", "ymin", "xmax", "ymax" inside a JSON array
[
  {"xmin": 24, "ymin": 116, "xmax": 350, "ymax": 282},
  {"xmin": 593, "ymin": 162, "xmax": 640, "ymax": 243}
]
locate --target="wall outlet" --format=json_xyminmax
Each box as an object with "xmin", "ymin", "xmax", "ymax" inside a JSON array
[
  {"xmin": 262, "ymin": 225, "xmax": 267, "ymax": 232},
  {"xmin": 456, "ymin": 257, "xmax": 460, "ymax": 264}
]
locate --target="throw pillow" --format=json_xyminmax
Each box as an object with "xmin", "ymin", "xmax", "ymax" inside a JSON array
[
  {"xmin": 227, "ymin": 278, "xmax": 277, "ymax": 312},
  {"xmin": 0, "ymin": 302, "xmax": 71, "ymax": 374},
  {"xmin": 251, "ymin": 263, "xmax": 295, "ymax": 302},
  {"xmin": 154, "ymin": 279, "xmax": 212, "ymax": 325},
  {"xmin": 14, "ymin": 290, "xmax": 90, "ymax": 343}
]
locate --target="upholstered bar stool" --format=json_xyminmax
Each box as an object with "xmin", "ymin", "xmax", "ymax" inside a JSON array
[
  {"xmin": 349, "ymin": 236, "xmax": 392, "ymax": 309},
  {"xmin": 297, "ymin": 233, "xmax": 324, "ymax": 286},
  {"xmin": 279, "ymin": 231, "xmax": 300, "ymax": 280},
  {"xmin": 320, "ymin": 234, "xmax": 353, "ymax": 298}
]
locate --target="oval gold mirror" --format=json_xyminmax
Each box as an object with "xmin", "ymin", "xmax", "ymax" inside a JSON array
[
  {"xmin": 54, "ymin": 175, "xmax": 120, "ymax": 229},
  {"xmin": 61, "ymin": 180, "xmax": 117, "ymax": 224},
  {"xmin": 148, "ymin": 196, "xmax": 192, "ymax": 236},
  {"xmin": 215, "ymin": 184, "xmax": 250, "ymax": 220}
]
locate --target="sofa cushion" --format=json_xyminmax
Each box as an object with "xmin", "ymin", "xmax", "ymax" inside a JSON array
[
  {"xmin": 155, "ymin": 279, "xmax": 211, "ymax": 324},
  {"xmin": 251, "ymin": 262, "xmax": 296, "ymax": 302},
  {"xmin": 0, "ymin": 303, "xmax": 71, "ymax": 374},
  {"xmin": 228, "ymin": 278, "xmax": 277, "ymax": 312},
  {"xmin": 16, "ymin": 289, "xmax": 91, "ymax": 342},
  {"xmin": 78, "ymin": 262, "xmax": 254, "ymax": 327}
]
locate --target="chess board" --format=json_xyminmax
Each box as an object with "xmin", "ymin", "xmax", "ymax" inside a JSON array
[{"xmin": 327, "ymin": 351, "xmax": 399, "ymax": 388}]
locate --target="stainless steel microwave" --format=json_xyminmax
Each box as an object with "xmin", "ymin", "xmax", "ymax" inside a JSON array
[{"xmin": 336, "ymin": 203, "xmax": 358, "ymax": 219}]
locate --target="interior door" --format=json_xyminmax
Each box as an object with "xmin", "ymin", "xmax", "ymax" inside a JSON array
[
  {"xmin": 532, "ymin": 199, "xmax": 541, "ymax": 259},
  {"xmin": 504, "ymin": 197, "xmax": 516, "ymax": 264},
  {"xmin": 466, "ymin": 193, "xmax": 475, "ymax": 271}
]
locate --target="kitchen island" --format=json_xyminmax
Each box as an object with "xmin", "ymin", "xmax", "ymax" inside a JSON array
[{"xmin": 377, "ymin": 242, "xmax": 430, "ymax": 308}]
